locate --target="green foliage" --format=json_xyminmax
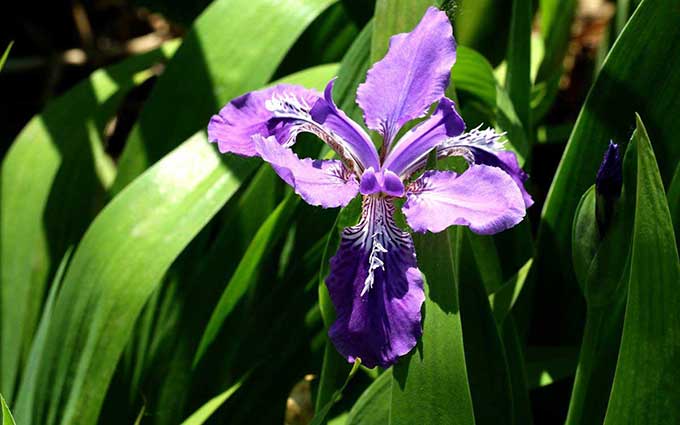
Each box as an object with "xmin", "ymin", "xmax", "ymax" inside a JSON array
[{"xmin": 2, "ymin": 0, "xmax": 680, "ymax": 424}]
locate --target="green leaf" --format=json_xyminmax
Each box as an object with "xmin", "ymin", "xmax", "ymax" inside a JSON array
[
  {"xmin": 525, "ymin": 346, "xmax": 579, "ymax": 389},
  {"xmin": 453, "ymin": 46, "xmax": 497, "ymax": 108},
  {"xmin": 193, "ymin": 192, "xmax": 300, "ymax": 365},
  {"xmin": 536, "ymin": 0, "xmax": 577, "ymax": 82},
  {"xmin": 0, "ymin": 42, "xmax": 12, "ymax": 72},
  {"xmin": 15, "ymin": 133, "xmax": 256, "ymax": 425},
  {"xmin": 179, "ymin": 377, "xmax": 246, "ymax": 425},
  {"xmin": 451, "ymin": 45, "xmax": 529, "ymax": 161},
  {"xmin": 534, "ymin": 0, "xmax": 680, "ymax": 327},
  {"xmin": 0, "ymin": 43, "xmax": 177, "ymax": 402},
  {"xmin": 458, "ymin": 231, "xmax": 513, "ymax": 425},
  {"xmin": 454, "ymin": 0, "xmax": 513, "ymax": 66},
  {"xmin": 505, "ymin": 0, "xmax": 532, "ymax": 130},
  {"xmin": 309, "ymin": 360, "xmax": 361, "ymax": 425},
  {"xmin": 390, "ymin": 230, "xmax": 476, "ymax": 425},
  {"xmin": 668, "ymin": 162, "xmax": 680, "ymax": 249},
  {"xmin": 500, "ymin": 319, "xmax": 533, "ymax": 425},
  {"xmin": 112, "ymin": 0, "xmax": 337, "ymax": 192},
  {"xmin": 489, "ymin": 258, "xmax": 533, "ymax": 325},
  {"xmin": 370, "ymin": 0, "xmax": 433, "ymax": 63},
  {"xmin": 346, "ymin": 370, "xmax": 392, "ymax": 425},
  {"xmin": 14, "ymin": 248, "xmax": 72, "ymax": 423},
  {"xmin": 602, "ymin": 116, "xmax": 680, "ymax": 424},
  {"xmin": 1, "ymin": 394, "xmax": 16, "ymax": 425}
]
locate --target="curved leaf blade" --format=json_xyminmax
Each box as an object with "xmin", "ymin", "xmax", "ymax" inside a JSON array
[{"xmin": 112, "ymin": 0, "xmax": 337, "ymax": 192}]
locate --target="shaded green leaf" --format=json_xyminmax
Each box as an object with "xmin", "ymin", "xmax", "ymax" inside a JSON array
[
  {"xmin": 668, "ymin": 162, "xmax": 680, "ymax": 249},
  {"xmin": 505, "ymin": 0, "xmax": 532, "ymax": 130},
  {"xmin": 390, "ymin": 230, "xmax": 475, "ymax": 425},
  {"xmin": 112, "ymin": 0, "xmax": 337, "ymax": 192},
  {"xmin": 602, "ymin": 116, "xmax": 680, "ymax": 424},
  {"xmin": 346, "ymin": 370, "xmax": 392, "ymax": 425},
  {"xmin": 179, "ymin": 377, "xmax": 246, "ymax": 425},
  {"xmin": 309, "ymin": 360, "xmax": 361, "ymax": 425},
  {"xmin": 533, "ymin": 0, "xmax": 680, "ymax": 338}
]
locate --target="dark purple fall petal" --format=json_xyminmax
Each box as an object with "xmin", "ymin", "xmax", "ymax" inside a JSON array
[
  {"xmin": 207, "ymin": 84, "xmax": 320, "ymax": 156},
  {"xmin": 327, "ymin": 197, "xmax": 425, "ymax": 368},
  {"xmin": 255, "ymin": 136, "xmax": 359, "ymax": 208},
  {"xmin": 355, "ymin": 7, "xmax": 456, "ymax": 146},
  {"xmin": 382, "ymin": 97, "xmax": 465, "ymax": 177},
  {"xmin": 403, "ymin": 166, "xmax": 526, "ymax": 235},
  {"xmin": 310, "ymin": 80, "xmax": 381, "ymax": 172},
  {"xmin": 595, "ymin": 141, "xmax": 622, "ymax": 200}
]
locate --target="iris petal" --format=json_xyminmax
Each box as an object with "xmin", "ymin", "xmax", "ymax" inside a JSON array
[
  {"xmin": 255, "ymin": 136, "xmax": 359, "ymax": 208},
  {"xmin": 208, "ymin": 84, "xmax": 320, "ymax": 156},
  {"xmin": 209, "ymin": 82, "xmax": 379, "ymax": 175},
  {"xmin": 327, "ymin": 196, "xmax": 425, "ymax": 368},
  {"xmin": 383, "ymin": 97, "xmax": 464, "ymax": 177},
  {"xmin": 310, "ymin": 80, "xmax": 381, "ymax": 172},
  {"xmin": 403, "ymin": 166, "xmax": 526, "ymax": 235},
  {"xmin": 435, "ymin": 128, "xmax": 534, "ymax": 208},
  {"xmin": 355, "ymin": 7, "xmax": 456, "ymax": 146}
]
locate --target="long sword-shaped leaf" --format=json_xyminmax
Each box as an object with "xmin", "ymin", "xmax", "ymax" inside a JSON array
[
  {"xmin": 532, "ymin": 0, "xmax": 680, "ymax": 336},
  {"xmin": 1, "ymin": 395, "xmax": 16, "ymax": 425},
  {"xmin": 17, "ymin": 133, "xmax": 257, "ymax": 425},
  {"xmin": 668, "ymin": 163, "xmax": 680, "ymax": 249},
  {"xmin": 178, "ymin": 377, "xmax": 246, "ymax": 425},
  {"xmin": 389, "ymin": 230, "xmax": 476, "ymax": 425},
  {"xmin": 602, "ymin": 116, "xmax": 680, "ymax": 424},
  {"xmin": 112, "ymin": 0, "xmax": 337, "ymax": 192},
  {"xmin": 505, "ymin": 0, "xmax": 532, "ymax": 130},
  {"xmin": 0, "ymin": 42, "xmax": 12, "ymax": 72},
  {"xmin": 0, "ymin": 43, "xmax": 178, "ymax": 402}
]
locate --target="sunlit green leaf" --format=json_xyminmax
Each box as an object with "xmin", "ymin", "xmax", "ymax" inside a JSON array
[
  {"xmin": 179, "ymin": 377, "xmax": 246, "ymax": 425},
  {"xmin": 0, "ymin": 42, "xmax": 12, "ymax": 72},
  {"xmin": 14, "ymin": 133, "xmax": 256, "ymax": 425},
  {"xmin": 0, "ymin": 43, "xmax": 177, "ymax": 402},
  {"xmin": 1, "ymin": 394, "xmax": 16, "ymax": 425}
]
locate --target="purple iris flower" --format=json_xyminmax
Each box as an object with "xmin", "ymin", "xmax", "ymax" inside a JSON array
[{"xmin": 208, "ymin": 7, "xmax": 532, "ymax": 368}]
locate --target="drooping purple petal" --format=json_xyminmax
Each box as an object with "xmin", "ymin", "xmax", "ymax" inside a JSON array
[
  {"xmin": 355, "ymin": 6, "xmax": 456, "ymax": 146},
  {"xmin": 382, "ymin": 97, "xmax": 464, "ymax": 177},
  {"xmin": 436, "ymin": 128, "xmax": 534, "ymax": 207},
  {"xmin": 468, "ymin": 149, "xmax": 534, "ymax": 208},
  {"xmin": 327, "ymin": 196, "xmax": 425, "ymax": 368},
  {"xmin": 310, "ymin": 80, "xmax": 380, "ymax": 172},
  {"xmin": 403, "ymin": 166, "xmax": 526, "ymax": 235},
  {"xmin": 208, "ymin": 84, "xmax": 320, "ymax": 156},
  {"xmin": 255, "ymin": 136, "xmax": 359, "ymax": 208}
]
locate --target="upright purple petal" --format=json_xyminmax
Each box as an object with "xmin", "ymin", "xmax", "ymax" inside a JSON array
[
  {"xmin": 310, "ymin": 80, "xmax": 381, "ymax": 171},
  {"xmin": 208, "ymin": 84, "xmax": 320, "ymax": 156},
  {"xmin": 403, "ymin": 166, "xmax": 526, "ymax": 235},
  {"xmin": 382, "ymin": 97, "xmax": 464, "ymax": 177},
  {"xmin": 327, "ymin": 196, "xmax": 425, "ymax": 368},
  {"xmin": 356, "ymin": 7, "xmax": 456, "ymax": 146},
  {"xmin": 255, "ymin": 136, "xmax": 359, "ymax": 208}
]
